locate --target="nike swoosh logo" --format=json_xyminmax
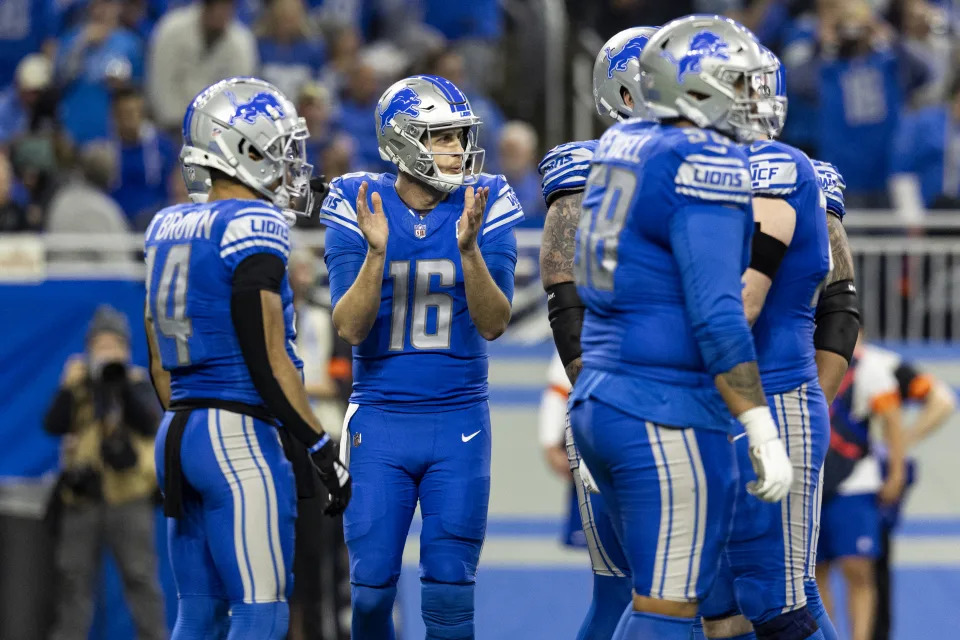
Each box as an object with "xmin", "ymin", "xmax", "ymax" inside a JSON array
[{"xmin": 461, "ymin": 430, "xmax": 482, "ymax": 442}]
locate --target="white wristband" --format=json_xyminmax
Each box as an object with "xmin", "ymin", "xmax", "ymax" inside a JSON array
[{"xmin": 737, "ymin": 406, "xmax": 779, "ymax": 446}]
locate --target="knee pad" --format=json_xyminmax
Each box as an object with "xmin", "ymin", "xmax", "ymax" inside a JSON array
[
  {"xmin": 227, "ymin": 602, "xmax": 289, "ymax": 640},
  {"xmin": 420, "ymin": 549, "xmax": 477, "ymax": 584},
  {"xmin": 421, "ymin": 580, "xmax": 474, "ymax": 640},
  {"xmin": 351, "ymin": 584, "xmax": 398, "ymax": 619},
  {"xmin": 753, "ymin": 607, "xmax": 818, "ymax": 640},
  {"xmin": 173, "ymin": 596, "xmax": 229, "ymax": 640}
]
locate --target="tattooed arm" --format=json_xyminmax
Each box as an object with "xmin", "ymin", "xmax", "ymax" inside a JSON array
[
  {"xmin": 816, "ymin": 214, "xmax": 857, "ymax": 403},
  {"xmin": 541, "ymin": 192, "xmax": 585, "ymax": 384}
]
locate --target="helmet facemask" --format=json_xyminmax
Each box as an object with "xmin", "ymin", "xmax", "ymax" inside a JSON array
[
  {"xmin": 392, "ymin": 118, "xmax": 484, "ymax": 194},
  {"xmin": 722, "ymin": 63, "xmax": 787, "ymax": 142},
  {"xmin": 259, "ymin": 117, "xmax": 314, "ymax": 222}
]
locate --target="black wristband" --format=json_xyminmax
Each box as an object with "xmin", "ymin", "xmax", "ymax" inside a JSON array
[
  {"xmin": 749, "ymin": 224, "xmax": 789, "ymax": 279},
  {"xmin": 814, "ymin": 279, "xmax": 860, "ymax": 363},
  {"xmin": 546, "ymin": 282, "xmax": 585, "ymax": 367}
]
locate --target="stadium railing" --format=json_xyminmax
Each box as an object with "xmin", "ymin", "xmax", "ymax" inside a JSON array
[{"xmin": 1, "ymin": 216, "xmax": 958, "ymax": 342}]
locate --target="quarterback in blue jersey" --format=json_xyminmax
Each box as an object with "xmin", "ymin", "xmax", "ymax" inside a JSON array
[
  {"xmin": 538, "ymin": 26, "xmax": 656, "ymax": 640},
  {"xmin": 145, "ymin": 77, "xmax": 351, "ymax": 640},
  {"xmin": 318, "ymin": 74, "xmax": 522, "ymax": 640},
  {"xmin": 696, "ymin": 42, "xmax": 859, "ymax": 640},
  {"xmin": 567, "ymin": 16, "xmax": 794, "ymax": 640}
]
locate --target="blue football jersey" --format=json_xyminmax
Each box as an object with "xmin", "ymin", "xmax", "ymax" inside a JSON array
[
  {"xmin": 747, "ymin": 140, "xmax": 832, "ymax": 394},
  {"xmin": 319, "ymin": 171, "xmax": 522, "ymax": 410},
  {"xmin": 538, "ymin": 140, "xmax": 599, "ymax": 206},
  {"xmin": 812, "ymin": 159, "xmax": 847, "ymax": 220},
  {"xmin": 571, "ymin": 121, "xmax": 756, "ymax": 432},
  {"xmin": 144, "ymin": 199, "xmax": 301, "ymax": 407}
]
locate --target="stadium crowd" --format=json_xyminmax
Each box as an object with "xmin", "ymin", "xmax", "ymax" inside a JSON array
[{"xmin": 0, "ymin": 0, "xmax": 958, "ymax": 239}]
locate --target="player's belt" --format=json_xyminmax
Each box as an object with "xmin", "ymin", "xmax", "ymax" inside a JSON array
[{"xmin": 162, "ymin": 399, "xmax": 316, "ymax": 518}]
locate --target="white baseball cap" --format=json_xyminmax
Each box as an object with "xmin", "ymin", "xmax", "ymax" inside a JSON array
[{"xmin": 15, "ymin": 54, "xmax": 53, "ymax": 92}]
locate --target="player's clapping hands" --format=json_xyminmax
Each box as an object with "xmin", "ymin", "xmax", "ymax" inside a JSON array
[
  {"xmin": 356, "ymin": 181, "xmax": 389, "ymax": 255},
  {"xmin": 456, "ymin": 186, "xmax": 490, "ymax": 253}
]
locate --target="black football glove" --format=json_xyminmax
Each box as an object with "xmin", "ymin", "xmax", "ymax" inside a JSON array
[{"xmin": 309, "ymin": 436, "xmax": 351, "ymax": 516}]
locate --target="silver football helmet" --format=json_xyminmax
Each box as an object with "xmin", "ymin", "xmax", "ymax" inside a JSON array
[
  {"xmin": 593, "ymin": 26, "xmax": 658, "ymax": 123},
  {"xmin": 376, "ymin": 74, "xmax": 483, "ymax": 194},
  {"xmin": 639, "ymin": 15, "xmax": 778, "ymax": 141},
  {"xmin": 180, "ymin": 76, "xmax": 313, "ymax": 220}
]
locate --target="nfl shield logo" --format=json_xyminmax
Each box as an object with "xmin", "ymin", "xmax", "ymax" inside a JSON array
[{"xmin": 414, "ymin": 223, "xmax": 427, "ymax": 239}]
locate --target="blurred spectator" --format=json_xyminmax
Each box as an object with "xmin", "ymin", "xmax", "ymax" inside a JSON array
[
  {"xmin": 147, "ymin": 0, "xmax": 258, "ymax": 132},
  {"xmin": 109, "ymin": 87, "xmax": 177, "ymax": 229},
  {"xmin": 0, "ymin": 151, "xmax": 30, "ymax": 232},
  {"xmin": 298, "ymin": 82, "xmax": 357, "ymax": 174},
  {"xmin": 167, "ymin": 157, "xmax": 192, "ymax": 204},
  {"xmin": 421, "ymin": 0, "xmax": 502, "ymax": 91},
  {"xmin": 895, "ymin": 0, "xmax": 951, "ymax": 106},
  {"xmin": 44, "ymin": 305, "xmax": 165, "ymax": 640},
  {"xmin": 889, "ymin": 75, "xmax": 960, "ymax": 218},
  {"xmin": 256, "ymin": 0, "xmax": 326, "ymax": 100},
  {"xmin": 0, "ymin": 54, "xmax": 54, "ymax": 147},
  {"xmin": 56, "ymin": 0, "xmax": 144, "ymax": 145},
  {"xmin": 10, "ymin": 132, "xmax": 62, "ymax": 229},
  {"xmin": 498, "ymin": 121, "xmax": 545, "ymax": 227},
  {"xmin": 317, "ymin": 25, "xmax": 362, "ymax": 103},
  {"xmin": 0, "ymin": 0, "xmax": 58, "ymax": 89},
  {"xmin": 427, "ymin": 48, "xmax": 505, "ymax": 170},
  {"xmin": 46, "ymin": 142, "xmax": 130, "ymax": 251},
  {"xmin": 788, "ymin": 0, "xmax": 929, "ymax": 206},
  {"xmin": 336, "ymin": 56, "xmax": 389, "ymax": 172},
  {"xmin": 119, "ymin": 0, "xmax": 170, "ymax": 40}
]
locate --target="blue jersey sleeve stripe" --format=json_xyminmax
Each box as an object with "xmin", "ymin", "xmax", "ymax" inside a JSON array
[
  {"xmin": 221, "ymin": 216, "xmax": 291, "ymax": 252},
  {"xmin": 232, "ymin": 206, "xmax": 287, "ymax": 219},
  {"xmin": 543, "ymin": 163, "xmax": 592, "ymax": 186},
  {"xmin": 318, "ymin": 213, "xmax": 363, "ymax": 237},
  {"xmin": 220, "ymin": 238, "xmax": 289, "ymax": 259},
  {"xmin": 483, "ymin": 210, "xmax": 524, "ymax": 235},
  {"xmin": 221, "ymin": 234, "xmax": 290, "ymax": 252},
  {"xmin": 748, "ymin": 152, "xmax": 794, "ymax": 162},
  {"xmin": 318, "ymin": 208, "xmax": 361, "ymax": 229},
  {"xmin": 486, "ymin": 195, "xmax": 520, "ymax": 224},
  {"xmin": 675, "ymin": 187, "xmax": 751, "ymax": 204},
  {"xmin": 684, "ymin": 154, "xmax": 747, "ymax": 167}
]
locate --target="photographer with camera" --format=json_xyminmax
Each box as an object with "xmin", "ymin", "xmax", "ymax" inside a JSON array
[{"xmin": 44, "ymin": 304, "xmax": 165, "ymax": 640}]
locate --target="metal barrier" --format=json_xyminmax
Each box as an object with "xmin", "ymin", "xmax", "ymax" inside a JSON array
[{"xmin": 3, "ymin": 218, "xmax": 959, "ymax": 342}]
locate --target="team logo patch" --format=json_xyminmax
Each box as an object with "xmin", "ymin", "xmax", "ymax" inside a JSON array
[
  {"xmin": 414, "ymin": 223, "xmax": 427, "ymax": 239},
  {"xmin": 605, "ymin": 35, "xmax": 650, "ymax": 79},
  {"xmin": 662, "ymin": 30, "xmax": 730, "ymax": 82},
  {"xmin": 378, "ymin": 87, "xmax": 422, "ymax": 134},
  {"xmin": 225, "ymin": 90, "xmax": 286, "ymax": 125}
]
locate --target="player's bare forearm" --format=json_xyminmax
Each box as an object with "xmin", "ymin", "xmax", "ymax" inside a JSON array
[
  {"xmin": 461, "ymin": 247, "xmax": 511, "ymax": 340},
  {"xmin": 540, "ymin": 193, "xmax": 583, "ymax": 288},
  {"xmin": 261, "ymin": 290, "xmax": 325, "ymax": 435},
  {"xmin": 144, "ymin": 311, "xmax": 170, "ymax": 410},
  {"xmin": 715, "ymin": 361, "xmax": 769, "ymax": 416},
  {"xmin": 564, "ymin": 359, "xmax": 583, "ymax": 385},
  {"xmin": 815, "ymin": 350, "xmax": 848, "ymax": 404},
  {"xmin": 826, "ymin": 214, "xmax": 855, "ymax": 284},
  {"xmin": 879, "ymin": 407, "xmax": 907, "ymax": 503},
  {"xmin": 906, "ymin": 382, "xmax": 957, "ymax": 449},
  {"xmin": 332, "ymin": 248, "xmax": 386, "ymax": 345}
]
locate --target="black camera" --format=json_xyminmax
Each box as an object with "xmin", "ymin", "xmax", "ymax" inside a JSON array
[
  {"xmin": 62, "ymin": 466, "xmax": 103, "ymax": 500},
  {"xmin": 101, "ymin": 429, "xmax": 138, "ymax": 471}
]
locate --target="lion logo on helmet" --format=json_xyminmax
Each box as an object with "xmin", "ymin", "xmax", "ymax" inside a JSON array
[
  {"xmin": 662, "ymin": 31, "xmax": 730, "ymax": 82},
  {"xmin": 605, "ymin": 35, "xmax": 650, "ymax": 79},
  {"xmin": 378, "ymin": 87, "xmax": 422, "ymax": 135},
  {"xmin": 225, "ymin": 90, "xmax": 286, "ymax": 125}
]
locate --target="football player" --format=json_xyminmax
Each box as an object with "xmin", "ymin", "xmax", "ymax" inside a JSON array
[
  {"xmin": 568, "ymin": 16, "xmax": 793, "ymax": 639},
  {"xmin": 318, "ymin": 74, "xmax": 524, "ymax": 639},
  {"xmin": 146, "ymin": 77, "xmax": 351, "ymax": 639},
  {"xmin": 538, "ymin": 26, "xmax": 656, "ymax": 640}
]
